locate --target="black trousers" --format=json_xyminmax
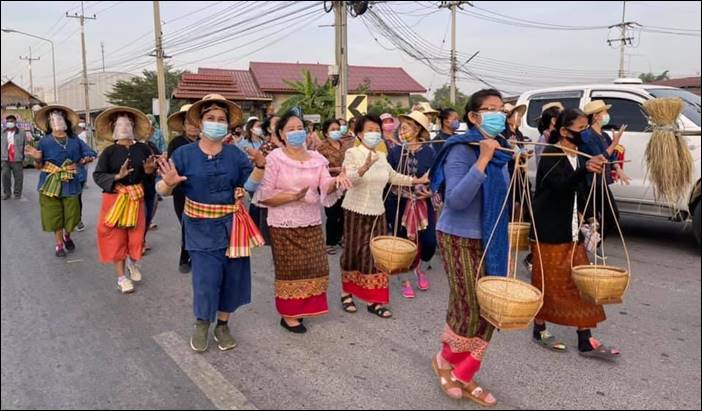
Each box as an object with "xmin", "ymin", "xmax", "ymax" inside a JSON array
[
  {"xmin": 173, "ymin": 191, "xmax": 190, "ymax": 264},
  {"xmin": 324, "ymin": 197, "xmax": 344, "ymax": 246}
]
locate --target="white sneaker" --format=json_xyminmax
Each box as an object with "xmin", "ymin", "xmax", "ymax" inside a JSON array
[
  {"xmin": 128, "ymin": 264, "xmax": 142, "ymax": 282},
  {"xmin": 117, "ymin": 278, "xmax": 135, "ymax": 294},
  {"xmin": 75, "ymin": 222, "xmax": 86, "ymax": 232}
]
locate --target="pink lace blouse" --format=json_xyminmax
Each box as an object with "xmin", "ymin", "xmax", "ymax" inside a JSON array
[{"xmin": 253, "ymin": 148, "xmax": 342, "ymax": 228}]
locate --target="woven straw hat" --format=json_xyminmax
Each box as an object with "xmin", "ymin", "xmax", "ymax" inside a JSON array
[
  {"xmin": 583, "ymin": 100, "xmax": 612, "ymax": 115},
  {"xmin": 95, "ymin": 106, "xmax": 151, "ymax": 142},
  {"xmin": 167, "ymin": 104, "xmax": 193, "ymax": 133},
  {"xmin": 187, "ymin": 94, "xmax": 242, "ymax": 128},
  {"xmin": 399, "ymin": 110, "xmax": 431, "ymax": 140},
  {"xmin": 34, "ymin": 105, "xmax": 80, "ymax": 132}
]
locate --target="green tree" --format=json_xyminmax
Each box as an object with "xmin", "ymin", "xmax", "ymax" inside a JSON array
[
  {"xmin": 431, "ymin": 83, "xmax": 469, "ymax": 114},
  {"xmin": 638, "ymin": 70, "xmax": 670, "ymax": 83},
  {"xmin": 277, "ymin": 70, "xmax": 335, "ymax": 120},
  {"xmin": 409, "ymin": 94, "xmax": 429, "ymax": 107},
  {"xmin": 367, "ymin": 95, "xmax": 408, "ymax": 117},
  {"xmin": 105, "ymin": 64, "xmax": 189, "ymax": 116}
]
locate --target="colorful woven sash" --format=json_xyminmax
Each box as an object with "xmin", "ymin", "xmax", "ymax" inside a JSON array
[
  {"xmin": 104, "ymin": 184, "xmax": 144, "ymax": 228},
  {"xmin": 401, "ymin": 198, "xmax": 429, "ymax": 241},
  {"xmin": 184, "ymin": 189, "xmax": 264, "ymax": 258},
  {"xmin": 39, "ymin": 160, "xmax": 76, "ymax": 197},
  {"xmin": 611, "ymin": 144, "xmax": 626, "ymax": 182}
]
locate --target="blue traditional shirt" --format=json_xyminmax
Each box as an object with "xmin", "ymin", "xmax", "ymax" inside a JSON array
[
  {"xmin": 36, "ymin": 134, "xmax": 95, "ymax": 197},
  {"xmin": 170, "ymin": 144, "xmax": 253, "ymax": 252}
]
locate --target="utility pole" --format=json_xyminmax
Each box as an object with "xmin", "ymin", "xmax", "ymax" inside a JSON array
[
  {"xmin": 607, "ymin": 1, "xmax": 636, "ymax": 78},
  {"xmin": 19, "ymin": 47, "xmax": 40, "ymax": 95},
  {"xmin": 67, "ymin": 1, "xmax": 96, "ymax": 147},
  {"xmin": 439, "ymin": 1, "xmax": 472, "ymax": 104},
  {"xmin": 152, "ymin": 0, "xmax": 169, "ymax": 139},
  {"xmin": 334, "ymin": 1, "xmax": 348, "ymax": 119},
  {"xmin": 101, "ymin": 41, "xmax": 105, "ymax": 72},
  {"xmin": 3, "ymin": 28, "xmax": 57, "ymax": 102}
]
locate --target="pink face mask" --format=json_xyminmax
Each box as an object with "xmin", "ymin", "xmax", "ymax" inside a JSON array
[{"xmin": 382, "ymin": 122, "xmax": 396, "ymax": 132}]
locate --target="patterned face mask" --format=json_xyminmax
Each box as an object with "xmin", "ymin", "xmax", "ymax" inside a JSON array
[
  {"xmin": 112, "ymin": 115, "xmax": 135, "ymax": 140},
  {"xmin": 49, "ymin": 111, "xmax": 67, "ymax": 132}
]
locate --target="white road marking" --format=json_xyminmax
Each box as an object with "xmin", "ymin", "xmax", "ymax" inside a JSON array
[{"xmin": 153, "ymin": 331, "xmax": 257, "ymax": 410}]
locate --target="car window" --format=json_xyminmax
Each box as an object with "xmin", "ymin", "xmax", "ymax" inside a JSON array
[
  {"xmin": 648, "ymin": 88, "xmax": 701, "ymax": 127},
  {"xmin": 599, "ymin": 98, "xmax": 649, "ymax": 132},
  {"xmin": 525, "ymin": 91, "xmax": 583, "ymax": 128}
]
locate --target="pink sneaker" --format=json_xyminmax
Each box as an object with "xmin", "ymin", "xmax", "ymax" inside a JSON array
[
  {"xmin": 401, "ymin": 282, "xmax": 415, "ymax": 299},
  {"xmin": 415, "ymin": 267, "xmax": 430, "ymax": 291}
]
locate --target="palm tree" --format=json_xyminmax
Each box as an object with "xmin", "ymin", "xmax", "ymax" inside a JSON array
[{"xmin": 278, "ymin": 70, "xmax": 335, "ymax": 120}]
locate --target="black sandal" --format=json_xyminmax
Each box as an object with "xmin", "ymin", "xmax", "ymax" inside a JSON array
[
  {"xmin": 280, "ymin": 318, "xmax": 307, "ymax": 334},
  {"xmin": 367, "ymin": 303, "xmax": 392, "ymax": 318},
  {"xmin": 341, "ymin": 295, "xmax": 357, "ymax": 313}
]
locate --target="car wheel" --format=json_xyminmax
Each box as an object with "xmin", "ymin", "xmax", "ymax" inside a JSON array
[{"xmin": 694, "ymin": 202, "xmax": 701, "ymax": 252}]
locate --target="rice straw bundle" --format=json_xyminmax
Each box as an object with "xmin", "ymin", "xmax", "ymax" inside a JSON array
[{"xmin": 643, "ymin": 97, "xmax": 694, "ymax": 207}]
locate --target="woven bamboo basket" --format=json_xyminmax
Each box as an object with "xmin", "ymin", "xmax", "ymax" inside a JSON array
[
  {"xmin": 572, "ymin": 265, "xmax": 630, "ymax": 305},
  {"xmin": 476, "ymin": 277, "xmax": 543, "ymax": 330},
  {"xmin": 508, "ymin": 222, "xmax": 530, "ymax": 252},
  {"xmin": 371, "ymin": 236, "xmax": 417, "ymax": 274}
]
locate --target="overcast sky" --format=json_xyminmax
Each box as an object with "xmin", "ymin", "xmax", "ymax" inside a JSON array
[{"xmin": 1, "ymin": 1, "xmax": 700, "ymax": 99}]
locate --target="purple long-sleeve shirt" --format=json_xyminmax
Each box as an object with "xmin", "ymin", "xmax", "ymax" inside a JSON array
[{"xmin": 436, "ymin": 143, "xmax": 509, "ymax": 239}]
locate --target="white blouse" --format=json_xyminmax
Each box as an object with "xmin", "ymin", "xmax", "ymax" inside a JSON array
[{"xmin": 341, "ymin": 144, "xmax": 413, "ymax": 216}]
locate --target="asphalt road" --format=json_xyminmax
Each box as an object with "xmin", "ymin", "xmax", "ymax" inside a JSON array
[{"xmin": 2, "ymin": 167, "xmax": 700, "ymax": 410}]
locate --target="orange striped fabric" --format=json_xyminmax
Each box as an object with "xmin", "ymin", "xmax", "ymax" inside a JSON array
[
  {"xmin": 184, "ymin": 195, "xmax": 264, "ymax": 258},
  {"xmin": 104, "ymin": 184, "xmax": 144, "ymax": 228}
]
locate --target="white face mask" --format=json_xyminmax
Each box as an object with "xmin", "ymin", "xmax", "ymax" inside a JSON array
[
  {"xmin": 78, "ymin": 122, "xmax": 86, "ymax": 128},
  {"xmin": 49, "ymin": 111, "xmax": 67, "ymax": 132},
  {"xmin": 251, "ymin": 127, "xmax": 263, "ymax": 137},
  {"xmin": 6, "ymin": 121, "xmax": 16, "ymax": 129},
  {"xmin": 112, "ymin": 115, "xmax": 135, "ymax": 140}
]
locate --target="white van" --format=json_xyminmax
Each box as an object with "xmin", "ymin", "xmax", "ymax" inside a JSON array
[{"xmin": 516, "ymin": 79, "xmax": 701, "ymax": 247}]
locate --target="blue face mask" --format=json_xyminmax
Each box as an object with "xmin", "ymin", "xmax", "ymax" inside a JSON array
[
  {"xmin": 361, "ymin": 132, "xmax": 382, "ymax": 148},
  {"xmin": 202, "ymin": 121, "xmax": 228, "ymax": 141},
  {"xmin": 339, "ymin": 125, "xmax": 348, "ymax": 135},
  {"xmin": 329, "ymin": 130, "xmax": 343, "ymax": 141},
  {"xmin": 450, "ymin": 120, "xmax": 460, "ymax": 130},
  {"xmin": 478, "ymin": 112, "xmax": 506, "ymax": 137},
  {"xmin": 286, "ymin": 130, "xmax": 307, "ymax": 147}
]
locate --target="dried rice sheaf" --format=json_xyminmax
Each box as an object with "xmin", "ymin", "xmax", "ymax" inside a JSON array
[{"xmin": 643, "ymin": 97, "xmax": 694, "ymax": 207}]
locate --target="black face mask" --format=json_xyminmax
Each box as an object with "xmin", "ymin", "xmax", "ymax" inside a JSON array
[{"xmin": 565, "ymin": 128, "xmax": 584, "ymax": 145}]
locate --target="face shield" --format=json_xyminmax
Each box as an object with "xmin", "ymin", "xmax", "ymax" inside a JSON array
[{"xmin": 112, "ymin": 115, "xmax": 135, "ymax": 141}]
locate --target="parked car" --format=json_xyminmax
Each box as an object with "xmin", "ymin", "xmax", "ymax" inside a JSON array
[{"xmin": 516, "ymin": 78, "xmax": 701, "ymax": 247}]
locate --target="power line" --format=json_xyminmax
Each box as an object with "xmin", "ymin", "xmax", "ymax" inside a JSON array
[{"xmin": 167, "ymin": 2, "xmax": 322, "ymax": 57}]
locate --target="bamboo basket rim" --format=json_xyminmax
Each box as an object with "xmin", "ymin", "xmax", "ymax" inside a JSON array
[
  {"xmin": 477, "ymin": 277, "xmax": 543, "ymax": 302},
  {"xmin": 572, "ymin": 264, "xmax": 629, "ymax": 275}
]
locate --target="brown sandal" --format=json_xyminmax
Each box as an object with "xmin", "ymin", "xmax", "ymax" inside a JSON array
[
  {"xmin": 463, "ymin": 380, "xmax": 497, "ymax": 407},
  {"xmin": 431, "ymin": 355, "xmax": 462, "ymax": 400}
]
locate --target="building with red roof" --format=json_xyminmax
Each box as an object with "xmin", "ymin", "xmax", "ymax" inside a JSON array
[
  {"xmin": 172, "ymin": 61, "xmax": 426, "ymax": 121},
  {"xmin": 649, "ymin": 76, "xmax": 701, "ymax": 96}
]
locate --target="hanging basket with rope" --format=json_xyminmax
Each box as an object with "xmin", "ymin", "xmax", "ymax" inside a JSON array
[
  {"xmin": 571, "ymin": 170, "xmax": 631, "ymax": 305},
  {"xmin": 369, "ymin": 142, "xmax": 418, "ymax": 274},
  {"xmin": 475, "ymin": 148, "xmax": 544, "ymax": 330}
]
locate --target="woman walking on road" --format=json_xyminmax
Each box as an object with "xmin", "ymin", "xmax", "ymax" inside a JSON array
[
  {"xmin": 157, "ymin": 94, "xmax": 261, "ymax": 353},
  {"xmin": 92, "ymin": 107, "xmax": 156, "ymax": 294},
  {"xmin": 254, "ymin": 111, "xmax": 351, "ymax": 334},
  {"xmin": 339, "ymin": 113, "xmax": 429, "ymax": 319},
  {"xmin": 428, "ymin": 89, "xmax": 513, "ymax": 406},
  {"xmin": 530, "ymin": 108, "xmax": 620, "ymax": 360},
  {"xmin": 25, "ymin": 105, "xmax": 96, "ymax": 258}
]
